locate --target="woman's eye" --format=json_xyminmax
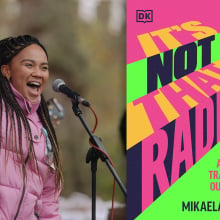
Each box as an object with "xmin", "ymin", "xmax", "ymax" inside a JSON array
[
  {"xmin": 42, "ymin": 66, "xmax": 49, "ymax": 71},
  {"xmin": 25, "ymin": 63, "xmax": 32, "ymax": 67}
]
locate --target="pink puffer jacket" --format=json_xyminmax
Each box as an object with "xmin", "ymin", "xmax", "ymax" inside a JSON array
[{"xmin": 0, "ymin": 86, "xmax": 62, "ymax": 220}]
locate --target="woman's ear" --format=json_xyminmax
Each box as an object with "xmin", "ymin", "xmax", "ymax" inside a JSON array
[{"xmin": 1, "ymin": 65, "xmax": 11, "ymax": 80}]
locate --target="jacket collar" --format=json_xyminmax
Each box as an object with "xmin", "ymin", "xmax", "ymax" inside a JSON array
[{"xmin": 10, "ymin": 83, "xmax": 41, "ymax": 115}]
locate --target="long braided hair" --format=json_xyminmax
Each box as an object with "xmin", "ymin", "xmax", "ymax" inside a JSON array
[{"xmin": 0, "ymin": 35, "xmax": 63, "ymax": 190}]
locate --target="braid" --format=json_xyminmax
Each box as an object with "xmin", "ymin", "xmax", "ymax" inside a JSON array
[
  {"xmin": 37, "ymin": 95, "xmax": 64, "ymax": 190},
  {"xmin": 0, "ymin": 74, "xmax": 39, "ymax": 183}
]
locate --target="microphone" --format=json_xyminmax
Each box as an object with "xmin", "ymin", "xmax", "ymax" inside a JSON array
[{"xmin": 52, "ymin": 79, "xmax": 90, "ymax": 107}]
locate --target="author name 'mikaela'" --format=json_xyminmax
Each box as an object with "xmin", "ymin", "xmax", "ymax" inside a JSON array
[{"xmin": 182, "ymin": 201, "xmax": 220, "ymax": 212}]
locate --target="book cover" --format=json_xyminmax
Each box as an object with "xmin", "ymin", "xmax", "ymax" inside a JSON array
[{"xmin": 126, "ymin": 0, "xmax": 220, "ymax": 219}]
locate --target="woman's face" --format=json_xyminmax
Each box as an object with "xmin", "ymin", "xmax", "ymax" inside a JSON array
[{"xmin": 3, "ymin": 44, "xmax": 49, "ymax": 103}]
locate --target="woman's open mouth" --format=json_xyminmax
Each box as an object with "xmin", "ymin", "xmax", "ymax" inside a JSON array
[{"xmin": 26, "ymin": 81, "xmax": 41, "ymax": 95}]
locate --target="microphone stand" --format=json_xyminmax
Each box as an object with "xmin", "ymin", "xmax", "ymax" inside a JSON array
[{"xmin": 71, "ymin": 97, "xmax": 127, "ymax": 220}]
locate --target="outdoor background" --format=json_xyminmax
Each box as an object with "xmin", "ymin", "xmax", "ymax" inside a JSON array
[{"xmin": 0, "ymin": 0, "xmax": 126, "ymax": 210}]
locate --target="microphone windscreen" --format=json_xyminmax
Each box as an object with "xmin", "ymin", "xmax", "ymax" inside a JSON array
[{"xmin": 52, "ymin": 79, "xmax": 65, "ymax": 92}]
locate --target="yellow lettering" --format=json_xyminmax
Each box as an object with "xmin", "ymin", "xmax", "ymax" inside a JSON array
[
  {"xmin": 137, "ymin": 33, "xmax": 161, "ymax": 57},
  {"xmin": 181, "ymin": 21, "xmax": 217, "ymax": 40},
  {"xmin": 151, "ymin": 27, "xmax": 182, "ymax": 49}
]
